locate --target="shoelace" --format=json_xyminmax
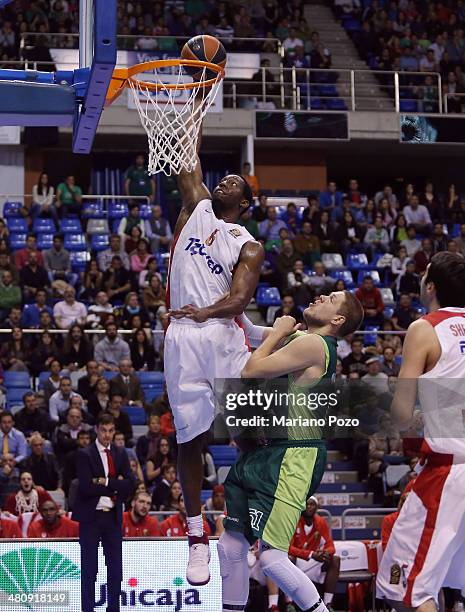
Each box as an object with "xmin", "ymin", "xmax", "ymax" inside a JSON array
[{"xmin": 189, "ymin": 543, "xmax": 209, "ymax": 564}]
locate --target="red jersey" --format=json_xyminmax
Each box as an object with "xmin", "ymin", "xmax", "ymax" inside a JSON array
[
  {"xmin": 122, "ymin": 511, "xmax": 160, "ymax": 537},
  {"xmin": 0, "ymin": 518, "xmax": 22, "ymax": 538},
  {"xmin": 160, "ymin": 514, "xmax": 211, "ymax": 537},
  {"xmin": 27, "ymin": 516, "xmax": 79, "ymax": 539},
  {"xmin": 381, "ymin": 511, "xmax": 399, "ymax": 551},
  {"xmin": 289, "ymin": 515, "xmax": 335, "ymax": 560},
  {"xmin": 4, "ymin": 488, "xmax": 52, "ymax": 516}
]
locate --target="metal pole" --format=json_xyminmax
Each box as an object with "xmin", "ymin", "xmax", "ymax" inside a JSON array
[
  {"xmin": 79, "ymin": 0, "xmax": 94, "ymax": 68},
  {"xmin": 394, "ymin": 72, "xmax": 400, "ymax": 113},
  {"xmin": 280, "ymin": 65, "xmax": 285, "ymax": 109},
  {"xmin": 232, "ymin": 82, "xmax": 237, "ymax": 109},
  {"xmin": 291, "ymin": 66, "xmax": 297, "ymax": 110},
  {"xmin": 261, "ymin": 66, "xmax": 266, "ymax": 104},
  {"xmin": 350, "ymin": 70, "xmax": 356, "ymax": 111},
  {"xmin": 438, "ymin": 73, "xmax": 443, "ymax": 114},
  {"xmin": 444, "ymin": 93, "xmax": 448, "ymax": 114}
]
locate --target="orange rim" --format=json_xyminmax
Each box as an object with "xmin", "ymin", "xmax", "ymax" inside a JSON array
[{"xmin": 105, "ymin": 59, "xmax": 225, "ymax": 106}]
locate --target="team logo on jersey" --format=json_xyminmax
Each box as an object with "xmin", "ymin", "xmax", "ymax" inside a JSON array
[
  {"xmin": 459, "ymin": 340, "xmax": 465, "ymax": 354},
  {"xmin": 249, "ymin": 508, "xmax": 264, "ymax": 531},
  {"xmin": 205, "ymin": 229, "xmax": 219, "ymax": 246},
  {"xmin": 389, "ymin": 564, "xmax": 401, "ymax": 585},
  {"xmin": 184, "ymin": 237, "xmax": 224, "ymax": 274},
  {"xmin": 228, "ymin": 228, "xmax": 242, "ymax": 238}
]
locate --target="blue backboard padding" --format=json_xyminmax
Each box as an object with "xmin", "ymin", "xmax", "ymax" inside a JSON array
[{"xmin": 0, "ymin": 81, "xmax": 74, "ymax": 126}]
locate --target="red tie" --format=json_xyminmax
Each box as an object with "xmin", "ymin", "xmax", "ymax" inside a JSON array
[{"xmin": 104, "ymin": 448, "xmax": 116, "ymax": 478}]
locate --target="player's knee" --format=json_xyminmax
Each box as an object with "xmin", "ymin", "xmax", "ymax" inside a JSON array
[
  {"xmin": 217, "ymin": 531, "xmax": 249, "ymax": 578},
  {"xmin": 260, "ymin": 545, "xmax": 300, "ymax": 594}
]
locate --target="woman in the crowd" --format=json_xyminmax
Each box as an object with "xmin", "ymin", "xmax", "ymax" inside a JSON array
[
  {"xmin": 60, "ymin": 324, "xmax": 92, "ymax": 371},
  {"xmin": 42, "ymin": 358, "xmax": 64, "ymax": 405},
  {"xmin": 121, "ymin": 292, "xmax": 151, "ymax": 329},
  {"xmin": 80, "ymin": 259, "xmax": 104, "ymax": 300},
  {"xmin": 159, "ymin": 479, "xmax": 182, "ymax": 513},
  {"xmin": 0, "ymin": 327, "xmax": 30, "ymax": 371},
  {"xmin": 142, "ymin": 274, "xmax": 167, "ymax": 324},
  {"xmin": 129, "ymin": 327, "xmax": 157, "ymax": 371},
  {"xmin": 87, "ymin": 376, "xmax": 111, "ymax": 421},
  {"xmin": 390, "ymin": 213, "xmax": 408, "ymax": 244},
  {"xmin": 138, "ymin": 256, "xmax": 162, "ymax": 288},
  {"xmin": 30, "ymin": 332, "xmax": 60, "ymax": 378},
  {"xmin": 130, "ymin": 238, "xmax": 152, "ymax": 273},
  {"xmin": 145, "ymin": 436, "xmax": 175, "ymax": 490},
  {"xmin": 31, "ymin": 171, "xmax": 58, "ymax": 227}
]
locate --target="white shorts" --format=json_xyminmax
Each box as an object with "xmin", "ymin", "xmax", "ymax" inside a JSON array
[
  {"xmin": 376, "ymin": 457, "xmax": 465, "ymax": 608},
  {"xmin": 295, "ymin": 557, "xmax": 326, "ymax": 584},
  {"xmin": 164, "ymin": 318, "xmax": 250, "ymax": 444}
]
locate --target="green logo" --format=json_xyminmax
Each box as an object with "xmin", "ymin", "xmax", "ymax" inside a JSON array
[{"xmin": 0, "ymin": 548, "xmax": 80, "ymax": 607}]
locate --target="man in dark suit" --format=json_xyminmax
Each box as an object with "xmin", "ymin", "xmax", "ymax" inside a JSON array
[
  {"xmin": 109, "ymin": 359, "xmax": 145, "ymax": 407},
  {"xmin": 73, "ymin": 413, "xmax": 135, "ymax": 612},
  {"xmin": 77, "ymin": 360, "xmax": 100, "ymax": 400}
]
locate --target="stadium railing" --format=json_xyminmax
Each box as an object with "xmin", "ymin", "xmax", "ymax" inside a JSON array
[
  {"xmin": 0, "ymin": 193, "xmax": 150, "ymax": 211},
  {"xmin": 341, "ymin": 507, "xmax": 396, "ymax": 540},
  {"xmin": 444, "ymin": 92, "xmax": 465, "ymax": 114}
]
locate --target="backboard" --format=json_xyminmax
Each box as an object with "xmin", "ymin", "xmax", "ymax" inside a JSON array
[{"xmin": 0, "ymin": 0, "xmax": 117, "ymax": 154}]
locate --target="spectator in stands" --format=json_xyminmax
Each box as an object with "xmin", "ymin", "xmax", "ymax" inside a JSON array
[
  {"xmin": 419, "ymin": 48, "xmax": 438, "ymax": 72},
  {"xmin": 102, "ymin": 255, "xmax": 132, "ymax": 302},
  {"xmin": 31, "ymin": 172, "xmax": 57, "ymax": 227},
  {"xmin": 273, "ymin": 294, "xmax": 302, "ymax": 323},
  {"xmin": 142, "ymin": 275, "xmax": 167, "ymax": 325},
  {"xmin": 146, "ymin": 436, "xmax": 175, "ymax": 490},
  {"xmin": 0, "ymin": 328, "xmax": 30, "ymax": 372},
  {"xmin": 448, "ymin": 239, "xmax": 464, "ymax": 256},
  {"xmin": 355, "ymin": 275, "xmax": 385, "ymax": 327},
  {"xmin": 381, "ymin": 346, "xmax": 400, "ymax": 377},
  {"xmin": 86, "ymin": 290, "xmax": 113, "ymax": 329},
  {"xmin": 253, "ymin": 194, "xmax": 269, "ymax": 222},
  {"xmin": 315, "ymin": 210, "xmax": 338, "ymax": 252},
  {"xmin": 341, "ymin": 338, "xmax": 368, "ymax": 375},
  {"xmin": 87, "ymin": 377, "xmax": 110, "ymax": 421},
  {"xmin": 276, "ymin": 238, "xmax": 299, "ymax": 290},
  {"xmin": 391, "ymin": 245, "xmax": 409, "ymax": 290},
  {"xmin": 77, "ymin": 360, "xmax": 100, "ymax": 400},
  {"xmin": 390, "ymin": 214, "xmax": 408, "ymax": 246},
  {"xmin": 308, "ymin": 261, "xmax": 336, "ymax": 296},
  {"xmin": 364, "ymin": 216, "xmax": 390, "ymax": 258},
  {"xmin": 4, "ymin": 471, "xmax": 52, "ymax": 515},
  {"xmin": 30, "ymin": 335, "xmax": 58, "ymax": 380},
  {"xmin": 159, "ymin": 480, "xmax": 182, "ymax": 512},
  {"xmin": 293, "ymin": 221, "xmax": 320, "ymax": 266},
  {"xmin": 105, "ymin": 393, "xmax": 133, "ymax": 444},
  {"xmin": 121, "ymin": 292, "xmax": 151, "ymax": 330},
  {"xmin": 94, "ymin": 322, "xmax": 130, "ymax": 371},
  {"xmin": 109, "ymin": 358, "xmax": 145, "ymax": 407},
  {"xmin": 43, "ymin": 234, "xmax": 74, "ymax": 286},
  {"xmin": 309, "ymin": 31, "xmax": 332, "ymax": 69},
  {"xmin": 124, "ymin": 154, "xmax": 156, "ymax": 203},
  {"xmin": 98, "ymin": 234, "xmax": 130, "ymax": 271},
  {"xmin": 403, "ymin": 194, "xmax": 432, "ymax": 235},
  {"xmin": 287, "ymin": 259, "xmax": 313, "ymax": 307},
  {"xmin": 81, "ymin": 260, "xmax": 104, "ymax": 301},
  {"xmin": 145, "ymin": 205, "xmax": 172, "ymax": 253},
  {"xmin": 320, "ymin": 181, "xmax": 343, "ymax": 211},
  {"xmin": 123, "ymin": 490, "xmax": 160, "ymax": 537},
  {"xmin": 62, "ymin": 429, "xmax": 91, "ymax": 498},
  {"xmin": 0, "ymin": 253, "xmax": 18, "ymax": 285},
  {"xmin": 431, "ymin": 222, "xmax": 448, "ymax": 253},
  {"xmin": 15, "ymin": 392, "xmax": 52, "ymax": 440},
  {"xmin": 129, "ymin": 328, "xmax": 157, "ymax": 372},
  {"xmin": 28, "ymin": 500, "xmax": 78, "ymax": 538},
  {"xmin": 413, "ymin": 237, "xmax": 434, "ymax": 275},
  {"xmin": 160, "ymin": 493, "xmax": 211, "ymax": 537},
  {"xmin": 400, "ymin": 224, "xmax": 421, "ymax": 257},
  {"xmin": 259, "ymin": 206, "xmax": 288, "ymax": 242},
  {"xmin": 368, "ymin": 414, "xmax": 405, "ymax": 476},
  {"xmin": 15, "ymin": 233, "xmax": 44, "ymax": 270},
  {"xmin": 0, "ymin": 411, "xmax": 27, "ymax": 464},
  {"xmin": 242, "ymin": 162, "xmax": 260, "ymax": 197},
  {"xmin": 49, "ymin": 377, "xmax": 82, "ymax": 423},
  {"xmin": 0, "ymin": 21, "xmax": 16, "ymax": 56},
  {"xmin": 335, "ymin": 210, "xmax": 367, "ymax": 255},
  {"xmin": 19, "ymin": 250, "xmax": 50, "ymax": 303},
  {"xmin": 135, "ymin": 414, "xmax": 161, "ymax": 466},
  {"xmin": 0, "ymin": 453, "xmax": 19, "ymax": 508},
  {"xmin": 19, "ymin": 433, "xmax": 60, "ymax": 491},
  {"xmin": 129, "ymin": 239, "xmax": 151, "ymax": 274},
  {"xmin": 53, "ymin": 286, "xmax": 87, "ymax": 329},
  {"xmin": 361, "ymin": 357, "xmax": 389, "ymax": 394},
  {"xmin": 118, "ymin": 204, "xmax": 146, "ymax": 243},
  {"xmin": 21, "ymin": 289, "xmax": 53, "ymax": 328},
  {"xmin": 392, "ymin": 293, "xmax": 416, "ymax": 330},
  {"xmin": 60, "ymin": 324, "xmax": 91, "ymax": 371},
  {"xmin": 152, "ymin": 462, "xmax": 177, "ymax": 510},
  {"xmin": 0, "ymin": 514, "xmax": 22, "ymax": 538},
  {"xmin": 0, "ymin": 270, "xmax": 21, "ymax": 319},
  {"xmin": 54, "ymin": 406, "xmax": 93, "ymax": 458},
  {"xmin": 55, "ymin": 175, "xmax": 82, "ymax": 218}
]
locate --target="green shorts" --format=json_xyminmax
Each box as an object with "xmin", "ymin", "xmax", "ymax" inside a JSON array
[{"xmin": 223, "ymin": 440, "xmax": 326, "ymax": 552}]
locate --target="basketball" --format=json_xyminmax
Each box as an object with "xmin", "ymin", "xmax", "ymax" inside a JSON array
[{"xmin": 181, "ymin": 35, "xmax": 227, "ymax": 81}]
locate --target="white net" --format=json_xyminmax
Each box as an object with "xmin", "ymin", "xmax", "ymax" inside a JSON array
[{"xmin": 128, "ymin": 64, "xmax": 223, "ymax": 176}]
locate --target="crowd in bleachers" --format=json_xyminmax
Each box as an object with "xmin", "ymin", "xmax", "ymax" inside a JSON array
[{"xmin": 336, "ymin": 0, "xmax": 465, "ymax": 113}]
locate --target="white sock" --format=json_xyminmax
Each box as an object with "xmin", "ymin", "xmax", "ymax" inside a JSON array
[
  {"xmin": 269, "ymin": 593, "xmax": 279, "ymax": 607},
  {"xmin": 187, "ymin": 514, "xmax": 203, "ymax": 537},
  {"xmin": 324, "ymin": 593, "xmax": 334, "ymax": 605}
]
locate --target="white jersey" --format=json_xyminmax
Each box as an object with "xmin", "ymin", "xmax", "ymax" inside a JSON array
[
  {"xmin": 418, "ymin": 307, "xmax": 465, "ymax": 459},
  {"xmin": 167, "ymin": 198, "xmax": 256, "ymax": 312}
]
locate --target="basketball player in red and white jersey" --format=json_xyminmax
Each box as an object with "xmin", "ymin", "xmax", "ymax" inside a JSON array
[
  {"xmin": 165, "ymin": 147, "xmax": 264, "ymax": 585},
  {"xmin": 377, "ymin": 252, "xmax": 465, "ymax": 612}
]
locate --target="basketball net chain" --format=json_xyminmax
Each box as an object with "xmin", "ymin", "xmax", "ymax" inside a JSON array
[{"xmin": 129, "ymin": 66, "xmax": 222, "ymax": 177}]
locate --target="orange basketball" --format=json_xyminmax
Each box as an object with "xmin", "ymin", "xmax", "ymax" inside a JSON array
[{"xmin": 181, "ymin": 35, "xmax": 227, "ymax": 81}]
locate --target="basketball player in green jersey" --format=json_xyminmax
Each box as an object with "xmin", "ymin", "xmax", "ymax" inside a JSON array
[{"xmin": 218, "ymin": 291, "xmax": 363, "ymax": 612}]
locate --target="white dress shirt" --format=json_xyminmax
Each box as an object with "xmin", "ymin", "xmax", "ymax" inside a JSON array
[{"xmin": 95, "ymin": 440, "xmax": 114, "ymax": 510}]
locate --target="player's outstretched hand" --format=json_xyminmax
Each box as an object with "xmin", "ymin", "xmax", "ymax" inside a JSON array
[
  {"xmin": 169, "ymin": 304, "xmax": 208, "ymax": 323},
  {"xmin": 272, "ymin": 316, "xmax": 301, "ymax": 337}
]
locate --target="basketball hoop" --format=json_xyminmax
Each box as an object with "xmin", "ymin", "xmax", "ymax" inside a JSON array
[{"xmin": 106, "ymin": 59, "xmax": 225, "ymax": 176}]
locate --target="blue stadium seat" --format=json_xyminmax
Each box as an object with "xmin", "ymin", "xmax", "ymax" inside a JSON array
[
  {"xmin": 400, "ymin": 100, "xmax": 418, "ymax": 112},
  {"xmin": 209, "ymin": 445, "xmax": 238, "ymax": 467},
  {"xmin": 364, "ymin": 326, "xmax": 379, "ymax": 346},
  {"xmin": 139, "ymin": 204, "xmax": 152, "ymax": 219},
  {"xmin": 9, "ymin": 233, "xmax": 27, "ymax": 250},
  {"xmin": 70, "ymin": 251, "xmax": 90, "ymax": 272},
  {"xmin": 380, "ymin": 287, "xmax": 395, "ymax": 305},
  {"xmin": 346, "ymin": 253, "xmax": 370, "ymax": 269},
  {"xmin": 451, "ymin": 223, "xmax": 461, "ymax": 238},
  {"xmin": 383, "ymin": 306, "xmax": 394, "ymax": 320},
  {"xmin": 357, "ymin": 269, "xmax": 381, "ymax": 285},
  {"xmin": 37, "ymin": 233, "xmax": 54, "ymax": 250},
  {"xmin": 108, "ymin": 202, "xmax": 128, "ymax": 219},
  {"xmin": 82, "ymin": 202, "xmax": 104, "ymax": 219},
  {"xmin": 61, "ymin": 218, "xmax": 82, "ymax": 233},
  {"xmin": 138, "ymin": 372, "xmax": 164, "ymax": 385},
  {"xmin": 200, "ymin": 490, "xmax": 212, "ymax": 503},
  {"xmin": 329, "ymin": 269, "xmax": 354, "ymax": 288},
  {"xmin": 124, "ymin": 406, "xmax": 146, "ymax": 425},
  {"xmin": 7, "ymin": 218, "xmax": 28, "ymax": 232},
  {"xmin": 33, "ymin": 218, "xmax": 55, "ymax": 233},
  {"xmin": 91, "ymin": 234, "xmax": 109, "ymax": 252},
  {"xmin": 3, "ymin": 202, "xmax": 22, "ymax": 218},
  {"xmin": 310, "ymin": 97, "xmax": 324, "ymax": 109},
  {"xmin": 322, "ymin": 253, "xmax": 345, "ymax": 269},
  {"xmin": 318, "ymin": 85, "xmax": 338, "ymax": 98},
  {"xmin": 64, "ymin": 233, "xmax": 87, "ymax": 251},
  {"xmin": 326, "ymin": 98, "xmax": 347, "ymax": 111},
  {"xmin": 6, "ymin": 387, "xmax": 32, "ymax": 404},
  {"xmin": 102, "ymin": 371, "xmax": 117, "ymax": 381},
  {"xmin": 38, "ymin": 371, "xmax": 51, "ymax": 389},
  {"xmin": 4, "ymin": 372, "xmax": 30, "ymax": 388},
  {"xmin": 142, "ymin": 387, "xmax": 160, "ymax": 402},
  {"xmin": 256, "ymin": 286, "xmax": 281, "ymax": 307}
]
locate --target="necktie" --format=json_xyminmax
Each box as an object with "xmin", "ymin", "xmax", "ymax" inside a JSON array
[
  {"xmin": 2, "ymin": 435, "xmax": 8, "ymax": 455},
  {"xmin": 104, "ymin": 448, "xmax": 116, "ymax": 478}
]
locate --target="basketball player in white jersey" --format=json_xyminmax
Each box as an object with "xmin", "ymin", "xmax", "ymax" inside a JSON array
[
  {"xmin": 165, "ymin": 152, "xmax": 264, "ymax": 585},
  {"xmin": 377, "ymin": 252, "xmax": 465, "ymax": 612}
]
